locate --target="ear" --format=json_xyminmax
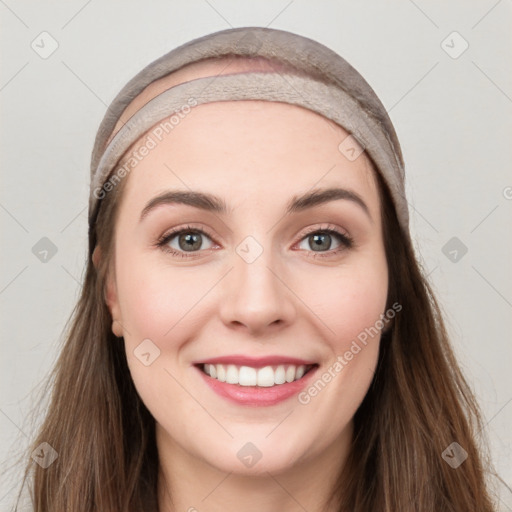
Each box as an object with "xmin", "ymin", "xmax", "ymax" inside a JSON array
[
  {"xmin": 92, "ymin": 245, "xmax": 102, "ymax": 268},
  {"xmin": 381, "ymin": 303, "xmax": 396, "ymax": 335},
  {"xmin": 93, "ymin": 245, "xmax": 124, "ymax": 338},
  {"xmin": 382, "ymin": 316, "xmax": 394, "ymax": 334}
]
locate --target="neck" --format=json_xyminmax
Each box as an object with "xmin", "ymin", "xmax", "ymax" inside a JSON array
[{"xmin": 156, "ymin": 422, "xmax": 353, "ymax": 512}]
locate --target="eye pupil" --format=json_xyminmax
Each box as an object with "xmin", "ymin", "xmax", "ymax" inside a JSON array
[
  {"xmin": 310, "ymin": 233, "xmax": 331, "ymax": 251},
  {"xmin": 179, "ymin": 232, "xmax": 202, "ymax": 251}
]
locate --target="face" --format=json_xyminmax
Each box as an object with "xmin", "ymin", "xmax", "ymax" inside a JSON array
[{"xmin": 104, "ymin": 99, "xmax": 389, "ymax": 477}]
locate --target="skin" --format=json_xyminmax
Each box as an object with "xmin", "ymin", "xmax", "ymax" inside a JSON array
[{"xmin": 98, "ymin": 60, "xmax": 389, "ymax": 512}]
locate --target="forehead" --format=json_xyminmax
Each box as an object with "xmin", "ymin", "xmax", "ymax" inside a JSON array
[
  {"xmin": 111, "ymin": 55, "xmax": 380, "ymax": 218},
  {"xmin": 118, "ymin": 99, "xmax": 379, "ymax": 221}
]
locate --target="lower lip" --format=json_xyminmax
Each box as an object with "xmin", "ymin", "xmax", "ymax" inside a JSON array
[{"xmin": 196, "ymin": 366, "xmax": 318, "ymax": 406}]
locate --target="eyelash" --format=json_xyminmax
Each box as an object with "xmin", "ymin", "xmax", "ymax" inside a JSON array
[{"xmin": 155, "ymin": 223, "xmax": 354, "ymax": 259}]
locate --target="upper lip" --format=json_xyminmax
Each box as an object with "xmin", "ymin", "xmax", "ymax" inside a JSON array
[{"xmin": 194, "ymin": 355, "xmax": 317, "ymax": 368}]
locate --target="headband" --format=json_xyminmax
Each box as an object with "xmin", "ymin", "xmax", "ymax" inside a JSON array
[{"xmin": 89, "ymin": 26, "xmax": 408, "ymax": 245}]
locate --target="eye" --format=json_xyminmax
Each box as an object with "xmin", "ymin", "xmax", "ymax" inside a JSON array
[
  {"xmin": 296, "ymin": 225, "xmax": 353, "ymax": 257},
  {"xmin": 156, "ymin": 223, "xmax": 353, "ymax": 259},
  {"xmin": 156, "ymin": 225, "xmax": 217, "ymax": 257}
]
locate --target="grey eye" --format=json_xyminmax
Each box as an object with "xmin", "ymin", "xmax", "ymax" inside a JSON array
[
  {"xmin": 167, "ymin": 231, "xmax": 214, "ymax": 252},
  {"xmin": 298, "ymin": 232, "xmax": 341, "ymax": 252}
]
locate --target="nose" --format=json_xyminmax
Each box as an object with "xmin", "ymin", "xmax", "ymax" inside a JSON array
[{"xmin": 218, "ymin": 245, "xmax": 296, "ymax": 336}]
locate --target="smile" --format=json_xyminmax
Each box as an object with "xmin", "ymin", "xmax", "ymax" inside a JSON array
[
  {"xmin": 194, "ymin": 356, "xmax": 319, "ymax": 406},
  {"xmin": 201, "ymin": 363, "xmax": 315, "ymax": 387}
]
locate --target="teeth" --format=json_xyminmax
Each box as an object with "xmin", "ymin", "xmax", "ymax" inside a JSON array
[
  {"xmin": 226, "ymin": 364, "xmax": 238, "ymax": 384},
  {"xmin": 257, "ymin": 366, "xmax": 275, "ymax": 387},
  {"xmin": 216, "ymin": 364, "xmax": 226, "ymax": 382},
  {"xmin": 202, "ymin": 363, "xmax": 310, "ymax": 387},
  {"xmin": 239, "ymin": 366, "xmax": 257, "ymax": 386},
  {"xmin": 274, "ymin": 365, "xmax": 286, "ymax": 385}
]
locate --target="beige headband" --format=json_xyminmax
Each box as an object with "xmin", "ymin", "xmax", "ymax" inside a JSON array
[{"xmin": 89, "ymin": 26, "xmax": 408, "ymax": 242}]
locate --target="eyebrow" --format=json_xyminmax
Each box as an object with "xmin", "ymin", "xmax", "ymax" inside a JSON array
[
  {"xmin": 286, "ymin": 187, "xmax": 371, "ymax": 219},
  {"xmin": 139, "ymin": 187, "xmax": 371, "ymax": 221}
]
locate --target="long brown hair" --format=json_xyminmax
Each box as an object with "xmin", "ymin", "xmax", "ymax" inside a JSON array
[
  {"xmin": 14, "ymin": 128, "xmax": 497, "ymax": 512},
  {"xmin": 329, "ymin": 172, "xmax": 497, "ymax": 511}
]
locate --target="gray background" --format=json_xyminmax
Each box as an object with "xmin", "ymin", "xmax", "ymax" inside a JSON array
[{"xmin": 1, "ymin": 0, "xmax": 511, "ymax": 509}]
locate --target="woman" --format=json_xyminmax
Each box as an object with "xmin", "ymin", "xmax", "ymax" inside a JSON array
[{"xmin": 17, "ymin": 26, "xmax": 496, "ymax": 511}]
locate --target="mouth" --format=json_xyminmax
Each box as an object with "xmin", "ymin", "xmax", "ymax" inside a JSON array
[
  {"xmin": 197, "ymin": 363, "xmax": 317, "ymax": 387},
  {"xmin": 193, "ymin": 359, "xmax": 319, "ymax": 406}
]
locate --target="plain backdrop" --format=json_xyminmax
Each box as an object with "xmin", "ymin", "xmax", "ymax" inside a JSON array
[{"xmin": 1, "ymin": 0, "xmax": 511, "ymax": 509}]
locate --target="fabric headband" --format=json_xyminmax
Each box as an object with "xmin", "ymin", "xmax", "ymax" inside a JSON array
[{"xmin": 89, "ymin": 26, "xmax": 408, "ymax": 243}]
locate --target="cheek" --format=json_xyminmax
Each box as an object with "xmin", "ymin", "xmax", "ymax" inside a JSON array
[
  {"xmin": 332, "ymin": 276, "xmax": 387, "ymax": 350},
  {"xmin": 115, "ymin": 247, "xmax": 199, "ymax": 342},
  {"xmin": 113, "ymin": 249, "xmax": 201, "ymax": 412},
  {"xmin": 292, "ymin": 256, "xmax": 388, "ymax": 440},
  {"xmin": 299, "ymin": 256, "xmax": 389, "ymax": 353}
]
